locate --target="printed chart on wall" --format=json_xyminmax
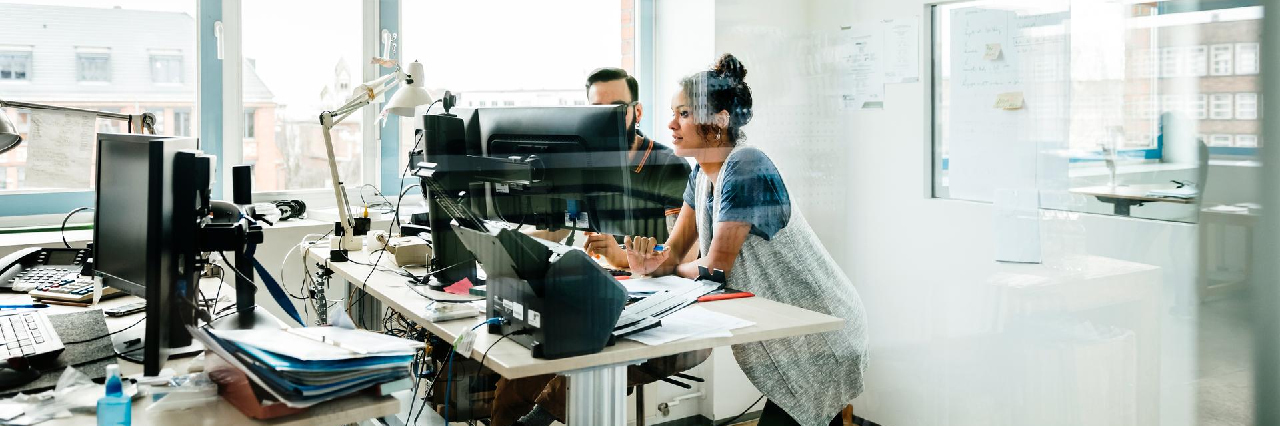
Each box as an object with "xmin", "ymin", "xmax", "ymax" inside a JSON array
[
  {"xmin": 946, "ymin": 7, "xmax": 1069, "ymax": 203},
  {"xmin": 837, "ymin": 17, "xmax": 919, "ymax": 110}
]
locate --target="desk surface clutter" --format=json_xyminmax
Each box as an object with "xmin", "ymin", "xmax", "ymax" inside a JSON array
[{"xmin": 0, "ymin": 278, "xmax": 400, "ymax": 426}]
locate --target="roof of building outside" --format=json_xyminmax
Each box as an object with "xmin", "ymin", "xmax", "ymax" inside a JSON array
[{"xmin": 0, "ymin": 3, "xmax": 274, "ymax": 104}]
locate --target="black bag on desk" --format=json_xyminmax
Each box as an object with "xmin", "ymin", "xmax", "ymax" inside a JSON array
[{"xmin": 454, "ymin": 226, "xmax": 626, "ymax": 359}]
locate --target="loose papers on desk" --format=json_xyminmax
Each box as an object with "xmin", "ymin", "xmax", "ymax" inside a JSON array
[
  {"xmin": 1146, "ymin": 187, "xmax": 1198, "ymax": 199},
  {"xmin": 624, "ymin": 305, "xmax": 754, "ymax": 346},
  {"xmin": 193, "ymin": 326, "xmax": 423, "ymax": 407}
]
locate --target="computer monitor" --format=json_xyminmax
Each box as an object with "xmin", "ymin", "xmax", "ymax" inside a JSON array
[
  {"xmin": 94, "ymin": 133, "xmax": 205, "ymax": 376},
  {"xmin": 419, "ymin": 106, "xmax": 638, "ymax": 285}
]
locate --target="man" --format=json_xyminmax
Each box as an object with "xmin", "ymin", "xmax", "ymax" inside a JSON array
[{"xmin": 491, "ymin": 68, "xmax": 706, "ymax": 426}]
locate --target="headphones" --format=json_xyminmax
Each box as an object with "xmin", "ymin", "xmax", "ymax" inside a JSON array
[{"xmin": 271, "ymin": 200, "xmax": 307, "ymax": 221}]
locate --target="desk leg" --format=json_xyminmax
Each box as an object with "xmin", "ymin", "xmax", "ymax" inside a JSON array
[
  {"xmin": 564, "ymin": 362, "xmax": 632, "ymax": 425},
  {"xmin": 1113, "ymin": 200, "xmax": 1132, "ymax": 216}
]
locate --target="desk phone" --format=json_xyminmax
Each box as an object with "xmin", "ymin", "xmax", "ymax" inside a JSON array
[{"xmin": 0, "ymin": 247, "xmax": 90, "ymax": 291}]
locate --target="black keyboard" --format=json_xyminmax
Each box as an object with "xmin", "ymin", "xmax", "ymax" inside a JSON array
[{"xmin": 0, "ymin": 311, "xmax": 64, "ymax": 361}]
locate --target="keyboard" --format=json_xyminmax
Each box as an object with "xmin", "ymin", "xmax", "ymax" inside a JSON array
[
  {"xmin": 29, "ymin": 276, "xmax": 122, "ymax": 303},
  {"xmin": 613, "ymin": 280, "xmax": 722, "ymax": 337},
  {"xmin": 0, "ymin": 311, "xmax": 64, "ymax": 361}
]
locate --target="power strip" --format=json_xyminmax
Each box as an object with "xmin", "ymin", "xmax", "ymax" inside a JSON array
[{"xmin": 424, "ymin": 303, "xmax": 480, "ymax": 322}]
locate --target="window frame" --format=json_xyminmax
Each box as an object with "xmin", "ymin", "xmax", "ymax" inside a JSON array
[
  {"xmin": 1235, "ymin": 92, "xmax": 1258, "ymax": 120},
  {"xmin": 75, "ymin": 48, "xmax": 111, "ymax": 83},
  {"xmin": 0, "ymin": 48, "xmax": 32, "ymax": 81},
  {"xmin": 0, "ymin": 0, "xmax": 652, "ymax": 227},
  {"xmin": 149, "ymin": 52, "xmax": 184, "ymax": 84},
  {"xmin": 1234, "ymin": 42, "xmax": 1260, "ymax": 75}
]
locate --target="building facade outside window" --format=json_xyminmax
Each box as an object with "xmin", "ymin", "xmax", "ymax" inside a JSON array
[{"xmin": 76, "ymin": 48, "xmax": 110, "ymax": 82}]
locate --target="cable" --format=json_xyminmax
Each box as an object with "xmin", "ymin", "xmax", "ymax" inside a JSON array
[
  {"xmin": 63, "ymin": 315, "xmax": 146, "ymax": 345},
  {"xmin": 217, "ymin": 251, "xmax": 259, "ymax": 291},
  {"xmin": 60, "ymin": 207, "xmax": 94, "ymax": 248},
  {"xmin": 717, "ymin": 395, "xmax": 765, "ymax": 426}
]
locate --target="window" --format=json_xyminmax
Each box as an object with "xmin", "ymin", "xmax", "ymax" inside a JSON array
[
  {"xmin": 0, "ymin": 167, "xmax": 7, "ymax": 190},
  {"xmin": 1235, "ymin": 93, "xmax": 1258, "ymax": 120},
  {"xmin": 931, "ymin": 1, "xmax": 1262, "ymax": 219},
  {"xmin": 241, "ymin": 0, "xmax": 361, "ymax": 192},
  {"xmin": 1235, "ymin": 42, "xmax": 1260, "ymax": 75},
  {"xmin": 0, "ymin": 49, "xmax": 31, "ymax": 81},
  {"xmin": 1160, "ymin": 47, "xmax": 1180, "ymax": 77},
  {"xmin": 1193, "ymin": 94, "xmax": 1208, "ymax": 119},
  {"xmin": 1210, "ymin": 94, "xmax": 1234, "ymax": 120},
  {"xmin": 1236, "ymin": 134, "xmax": 1258, "ymax": 147},
  {"xmin": 76, "ymin": 48, "xmax": 111, "ymax": 82},
  {"xmin": 150, "ymin": 52, "xmax": 182, "ymax": 83},
  {"xmin": 399, "ymin": 0, "xmax": 625, "ymax": 184},
  {"xmin": 1209, "ymin": 134, "xmax": 1234, "ymax": 147},
  {"xmin": 242, "ymin": 109, "xmax": 255, "ymax": 139},
  {"xmin": 173, "ymin": 109, "xmax": 191, "ymax": 136},
  {"xmin": 0, "ymin": 2, "xmax": 194, "ymax": 200},
  {"xmin": 1187, "ymin": 45, "xmax": 1207, "ymax": 77},
  {"xmin": 1210, "ymin": 44, "xmax": 1233, "ymax": 76}
]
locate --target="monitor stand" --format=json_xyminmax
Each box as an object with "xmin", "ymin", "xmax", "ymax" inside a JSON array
[
  {"xmin": 208, "ymin": 307, "xmax": 282, "ymax": 331},
  {"xmin": 112, "ymin": 325, "xmax": 203, "ymax": 366}
]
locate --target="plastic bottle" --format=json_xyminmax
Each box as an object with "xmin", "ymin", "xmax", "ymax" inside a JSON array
[{"xmin": 97, "ymin": 364, "xmax": 131, "ymax": 426}]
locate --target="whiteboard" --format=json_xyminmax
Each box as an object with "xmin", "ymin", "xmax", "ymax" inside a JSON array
[{"xmin": 943, "ymin": 7, "xmax": 1070, "ymax": 203}]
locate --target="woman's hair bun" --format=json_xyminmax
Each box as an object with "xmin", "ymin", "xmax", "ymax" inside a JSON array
[{"xmin": 713, "ymin": 53, "xmax": 747, "ymax": 82}]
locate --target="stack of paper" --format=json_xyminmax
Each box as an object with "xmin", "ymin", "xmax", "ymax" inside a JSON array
[
  {"xmin": 1146, "ymin": 187, "xmax": 1197, "ymax": 199},
  {"xmin": 195, "ymin": 326, "xmax": 423, "ymax": 407},
  {"xmin": 624, "ymin": 305, "xmax": 755, "ymax": 346}
]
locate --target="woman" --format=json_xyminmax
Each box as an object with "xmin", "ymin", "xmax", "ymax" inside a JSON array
[{"xmin": 625, "ymin": 54, "xmax": 868, "ymax": 426}]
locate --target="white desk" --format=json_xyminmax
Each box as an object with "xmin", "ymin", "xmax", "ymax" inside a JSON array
[
  {"xmin": 0, "ymin": 278, "xmax": 400, "ymax": 426},
  {"xmin": 307, "ymin": 248, "xmax": 845, "ymax": 425}
]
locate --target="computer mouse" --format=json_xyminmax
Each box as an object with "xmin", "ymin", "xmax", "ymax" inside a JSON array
[{"xmin": 0, "ymin": 366, "xmax": 40, "ymax": 390}]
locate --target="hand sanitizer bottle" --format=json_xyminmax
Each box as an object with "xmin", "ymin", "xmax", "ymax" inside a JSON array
[{"xmin": 97, "ymin": 364, "xmax": 131, "ymax": 426}]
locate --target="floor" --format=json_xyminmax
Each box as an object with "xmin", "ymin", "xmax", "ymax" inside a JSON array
[{"xmin": 1196, "ymin": 292, "xmax": 1253, "ymax": 426}]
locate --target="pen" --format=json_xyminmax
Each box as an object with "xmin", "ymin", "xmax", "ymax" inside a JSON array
[
  {"xmin": 0, "ymin": 304, "xmax": 48, "ymax": 309},
  {"xmin": 619, "ymin": 244, "xmax": 665, "ymax": 252}
]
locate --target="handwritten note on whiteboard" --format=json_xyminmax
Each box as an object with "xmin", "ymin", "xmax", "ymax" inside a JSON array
[{"xmin": 24, "ymin": 110, "xmax": 96, "ymax": 189}]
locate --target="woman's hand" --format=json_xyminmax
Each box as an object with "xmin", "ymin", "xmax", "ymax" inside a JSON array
[
  {"xmin": 624, "ymin": 235, "xmax": 670, "ymax": 276},
  {"xmin": 583, "ymin": 232, "xmax": 628, "ymax": 267}
]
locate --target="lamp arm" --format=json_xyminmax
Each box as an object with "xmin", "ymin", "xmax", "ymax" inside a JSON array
[
  {"xmin": 0, "ymin": 99, "xmax": 157, "ymax": 135},
  {"xmin": 320, "ymin": 111, "xmax": 356, "ymax": 247}
]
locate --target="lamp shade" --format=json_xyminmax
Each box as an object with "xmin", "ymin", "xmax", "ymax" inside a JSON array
[
  {"xmin": 0, "ymin": 112, "xmax": 21, "ymax": 155},
  {"xmin": 382, "ymin": 61, "xmax": 433, "ymax": 117}
]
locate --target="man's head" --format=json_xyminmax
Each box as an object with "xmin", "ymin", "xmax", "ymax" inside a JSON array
[{"xmin": 586, "ymin": 67, "xmax": 642, "ymax": 130}]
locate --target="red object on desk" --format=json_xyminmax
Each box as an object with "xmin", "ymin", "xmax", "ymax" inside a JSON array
[
  {"xmin": 443, "ymin": 278, "xmax": 474, "ymax": 295},
  {"xmin": 698, "ymin": 290, "xmax": 754, "ymax": 303}
]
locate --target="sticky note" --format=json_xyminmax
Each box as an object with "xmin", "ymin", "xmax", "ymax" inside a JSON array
[
  {"xmin": 995, "ymin": 92, "xmax": 1024, "ymax": 110},
  {"xmin": 984, "ymin": 43, "xmax": 1002, "ymax": 60},
  {"xmin": 443, "ymin": 278, "xmax": 474, "ymax": 295}
]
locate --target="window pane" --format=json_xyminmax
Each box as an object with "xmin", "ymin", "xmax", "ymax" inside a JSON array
[
  {"xmin": 932, "ymin": 1, "xmax": 1261, "ymax": 220},
  {"xmin": 0, "ymin": 1, "xmax": 195, "ymax": 194},
  {"xmin": 242, "ymin": 0, "xmax": 361, "ymax": 192},
  {"xmin": 0, "ymin": 50, "xmax": 32, "ymax": 81},
  {"xmin": 150, "ymin": 53, "xmax": 182, "ymax": 83},
  {"xmin": 398, "ymin": 0, "xmax": 624, "ymax": 180}
]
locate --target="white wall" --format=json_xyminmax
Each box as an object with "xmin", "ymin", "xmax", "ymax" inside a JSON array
[{"xmin": 693, "ymin": 0, "xmax": 1207, "ymax": 424}]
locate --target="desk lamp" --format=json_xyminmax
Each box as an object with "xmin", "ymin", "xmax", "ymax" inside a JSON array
[
  {"xmin": 319, "ymin": 61, "xmax": 432, "ymax": 259},
  {"xmin": 0, "ymin": 112, "xmax": 19, "ymax": 155}
]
